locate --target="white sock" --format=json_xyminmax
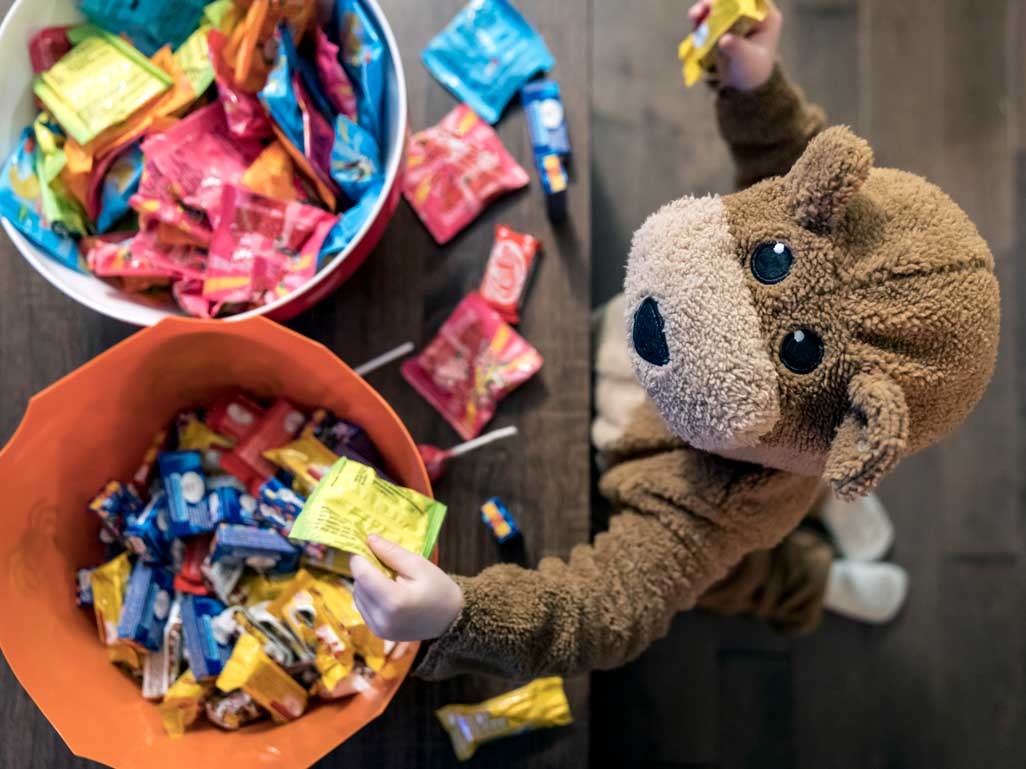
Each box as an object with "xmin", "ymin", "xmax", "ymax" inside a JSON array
[
  {"xmin": 824, "ymin": 560, "xmax": 908, "ymax": 625},
  {"xmin": 819, "ymin": 491, "xmax": 895, "ymax": 561}
]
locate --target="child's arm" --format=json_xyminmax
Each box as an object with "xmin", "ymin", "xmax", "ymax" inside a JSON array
[
  {"xmin": 351, "ymin": 405, "xmax": 820, "ymax": 681},
  {"xmin": 689, "ymin": 0, "xmax": 827, "ymax": 189}
]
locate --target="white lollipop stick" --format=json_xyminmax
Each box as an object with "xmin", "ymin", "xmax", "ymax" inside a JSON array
[
  {"xmin": 446, "ymin": 426, "xmax": 519, "ymax": 458},
  {"xmin": 354, "ymin": 341, "xmax": 415, "ymax": 377}
]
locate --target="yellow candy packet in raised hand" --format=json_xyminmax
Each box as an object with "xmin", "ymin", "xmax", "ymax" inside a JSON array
[
  {"xmin": 436, "ymin": 678, "xmax": 574, "ymax": 761},
  {"xmin": 678, "ymin": 0, "xmax": 768, "ymax": 86},
  {"xmin": 89, "ymin": 552, "xmax": 132, "ymax": 646},
  {"xmin": 217, "ymin": 632, "xmax": 308, "ymax": 723},
  {"xmin": 159, "ymin": 670, "xmax": 213, "ymax": 738},
  {"xmin": 289, "ymin": 458, "xmax": 447, "ymax": 576},
  {"xmin": 35, "ymin": 29, "xmax": 173, "ymax": 145}
]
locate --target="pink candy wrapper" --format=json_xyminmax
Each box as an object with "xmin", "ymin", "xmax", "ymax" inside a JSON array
[
  {"xmin": 315, "ymin": 28, "xmax": 357, "ymax": 121},
  {"xmin": 402, "ymin": 105, "xmax": 529, "ymax": 245},
  {"xmin": 208, "ymin": 30, "xmax": 274, "ymax": 141},
  {"xmin": 402, "ymin": 292, "xmax": 543, "ymax": 440}
]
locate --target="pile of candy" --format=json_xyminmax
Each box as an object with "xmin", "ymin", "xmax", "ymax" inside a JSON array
[
  {"xmin": 76, "ymin": 391, "xmax": 447, "ymax": 737},
  {"xmin": 1, "ymin": 0, "xmax": 388, "ymax": 317}
]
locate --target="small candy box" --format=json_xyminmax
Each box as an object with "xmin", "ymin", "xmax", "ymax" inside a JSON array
[
  {"xmin": 142, "ymin": 595, "xmax": 183, "ymax": 700},
  {"xmin": 479, "ymin": 225, "xmax": 540, "ymax": 325},
  {"xmin": 678, "ymin": 0, "xmax": 768, "ymax": 86},
  {"xmin": 210, "ymin": 523, "xmax": 300, "ymax": 574},
  {"xmin": 522, "ymin": 80, "xmax": 572, "ymax": 163},
  {"xmin": 159, "ymin": 451, "xmax": 216, "ymax": 538},
  {"xmin": 117, "ymin": 561, "xmax": 176, "ymax": 652},
  {"xmin": 258, "ymin": 477, "xmax": 306, "ymax": 524},
  {"xmin": 208, "ymin": 485, "xmax": 259, "ymax": 527},
  {"xmin": 89, "ymin": 479, "xmax": 144, "ymax": 541},
  {"xmin": 180, "ymin": 594, "xmax": 232, "ymax": 680},
  {"xmin": 402, "ymin": 293, "xmax": 544, "ymax": 440},
  {"xmin": 124, "ymin": 490, "xmax": 173, "ymax": 563},
  {"xmin": 221, "ymin": 399, "xmax": 307, "ymax": 494},
  {"xmin": 206, "ymin": 392, "xmax": 266, "ymax": 441},
  {"xmin": 480, "ymin": 497, "xmax": 520, "ymax": 544}
]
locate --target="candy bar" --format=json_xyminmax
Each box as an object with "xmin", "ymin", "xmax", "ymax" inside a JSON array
[
  {"xmin": 159, "ymin": 451, "xmax": 216, "ymax": 537},
  {"xmin": 159, "ymin": 671, "xmax": 210, "ymax": 739},
  {"xmin": 258, "ymin": 477, "xmax": 306, "ymax": 524},
  {"xmin": 206, "ymin": 690, "xmax": 264, "ymax": 730},
  {"xmin": 216, "ymin": 632, "xmax": 309, "ymax": 723},
  {"xmin": 436, "ymin": 677, "xmax": 573, "ymax": 761},
  {"xmin": 124, "ymin": 491, "xmax": 173, "ymax": 563},
  {"xmin": 89, "ymin": 480, "xmax": 144, "ymax": 541},
  {"xmin": 177, "ymin": 411, "xmax": 236, "ymax": 473},
  {"xmin": 306, "ymin": 409, "xmax": 383, "ymax": 470},
  {"xmin": 678, "ymin": 0, "xmax": 768, "ymax": 86},
  {"xmin": 335, "ymin": 0, "xmax": 386, "ymax": 141},
  {"xmin": 220, "ymin": 399, "xmax": 306, "ymax": 493},
  {"xmin": 202, "ymin": 559, "xmax": 246, "ymax": 605},
  {"xmin": 89, "ymin": 552, "xmax": 132, "ymax": 646},
  {"xmin": 132, "ymin": 427, "xmax": 169, "ymax": 498},
  {"xmin": 522, "ymin": 80, "xmax": 572, "ymax": 163},
  {"xmin": 118, "ymin": 561, "xmax": 175, "ymax": 651},
  {"xmin": 401, "ymin": 293, "xmax": 544, "ymax": 440},
  {"xmin": 263, "ymin": 434, "xmax": 339, "ymax": 496},
  {"xmin": 174, "ymin": 534, "xmax": 213, "ymax": 596},
  {"xmin": 421, "ymin": 0, "xmax": 554, "ymax": 124},
  {"xmin": 207, "ymin": 392, "xmax": 266, "ymax": 442},
  {"xmin": 479, "ymin": 225, "xmax": 540, "ymax": 324},
  {"xmin": 290, "ymin": 457, "xmax": 447, "ymax": 576},
  {"xmin": 142, "ymin": 596, "xmax": 183, "ymax": 700},
  {"xmin": 209, "ymin": 485, "xmax": 259, "ymax": 527},
  {"xmin": 210, "ymin": 523, "xmax": 300, "ymax": 573},
  {"xmin": 180, "ymin": 594, "xmax": 232, "ymax": 680},
  {"xmin": 480, "ymin": 497, "xmax": 520, "ymax": 544}
]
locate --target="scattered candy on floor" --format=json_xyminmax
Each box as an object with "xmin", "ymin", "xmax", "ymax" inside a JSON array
[
  {"xmin": 1, "ymin": 0, "xmax": 388, "ymax": 317},
  {"xmin": 479, "ymin": 224, "xmax": 540, "ymax": 324},
  {"xmin": 480, "ymin": 496, "xmax": 520, "ymax": 544},
  {"xmin": 76, "ymin": 392, "xmax": 430, "ymax": 738}
]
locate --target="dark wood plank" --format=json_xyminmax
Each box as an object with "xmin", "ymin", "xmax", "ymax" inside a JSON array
[
  {"xmin": 0, "ymin": 0, "xmax": 592, "ymax": 767},
  {"xmin": 718, "ymin": 651, "xmax": 795, "ymax": 769}
]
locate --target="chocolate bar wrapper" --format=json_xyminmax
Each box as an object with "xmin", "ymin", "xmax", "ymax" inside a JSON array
[
  {"xmin": 180, "ymin": 594, "xmax": 232, "ymax": 680},
  {"xmin": 117, "ymin": 561, "xmax": 175, "ymax": 652}
]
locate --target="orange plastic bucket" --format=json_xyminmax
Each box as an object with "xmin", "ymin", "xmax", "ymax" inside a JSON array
[{"xmin": 0, "ymin": 317, "xmax": 432, "ymax": 768}]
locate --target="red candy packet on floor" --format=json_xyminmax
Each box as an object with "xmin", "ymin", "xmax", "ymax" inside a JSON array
[
  {"xmin": 479, "ymin": 224, "xmax": 540, "ymax": 324},
  {"xmin": 401, "ymin": 292, "xmax": 543, "ymax": 440},
  {"xmin": 202, "ymin": 184, "xmax": 336, "ymax": 305},
  {"xmin": 403, "ymin": 105, "xmax": 530, "ymax": 245}
]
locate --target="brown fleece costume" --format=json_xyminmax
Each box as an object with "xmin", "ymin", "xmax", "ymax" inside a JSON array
[{"xmin": 416, "ymin": 67, "xmax": 1001, "ymax": 681}]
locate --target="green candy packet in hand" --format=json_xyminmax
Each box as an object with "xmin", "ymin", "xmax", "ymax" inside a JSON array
[{"xmin": 289, "ymin": 457, "xmax": 447, "ymax": 576}]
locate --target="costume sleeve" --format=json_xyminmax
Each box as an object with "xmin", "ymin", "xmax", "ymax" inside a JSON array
[
  {"xmin": 414, "ymin": 445, "xmax": 818, "ymax": 681},
  {"xmin": 716, "ymin": 64, "xmax": 827, "ymax": 189}
]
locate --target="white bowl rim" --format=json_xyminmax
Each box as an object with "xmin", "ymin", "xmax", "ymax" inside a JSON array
[{"xmin": 0, "ymin": 0, "xmax": 408, "ymax": 326}]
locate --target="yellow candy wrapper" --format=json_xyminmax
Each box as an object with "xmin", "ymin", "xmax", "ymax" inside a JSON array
[
  {"xmin": 236, "ymin": 571, "xmax": 291, "ymax": 606},
  {"xmin": 216, "ymin": 632, "xmax": 309, "ymax": 723},
  {"xmin": 289, "ymin": 458, "xmax": 447, "ymax": 576},
  {"xmin": 315, "ymin": 578, "xmax": 388, "ymax": 673},
  {"xmin": 262, "ymin": 434, "xmax": 339, "ymax": 496},
  {"xmin": 34, "ymin": 28, "xmax": 173, "ymax": 145},
  {"xmin": 678, "ymin": 0, "xmax": 768, "ymax": 86},
  {"xmin": 108, "ymin": 639, "xmax": 144, "ymax": 673},
  {"xmin": 242, "ymin": 141, "xmax": 300, "ymax": 202},
  {"xmin": 436, "ymin": 678, "xmax": 574, "ymax": 761},
  {"xmin": 89, "ymin": 552, "xmax": 132, "ymax": 646},
  {"xmin": 174, "ymin": 25, "xmax": 217, "ymax": 98},
  {"xmin": 159, "ymin": 671, "xmax": 212, "ymax": 739}
]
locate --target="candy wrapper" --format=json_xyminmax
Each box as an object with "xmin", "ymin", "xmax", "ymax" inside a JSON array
[
  {"xmin": 216, "ymin": 632, "xmax": 308, "ymax": 723},
  {"xmin": 314, "ymin": 27, "xmax": 357, "ymax": 120},
  {"xmin": 334, "ymin": 0, "xmax": 385, "ymax": 141},
  {"xmin": 79, "ymin": 0, "xmax": 210, "ymax": 57},
  {"xmin": 89, "ymin": 480, "xmax": 144, "ymax": 541},
  {"xmin": 436, "ymin": 677, "xmax": 573, "ymax": 761},
  {"xmin": 258, "ymin": 477, "xmax": 307, "ymax": 528},
  {"xmin": 0, "ymin": 129, "xmax": 84, "ymax": 271},
  {"xmin": 480, "ymin": 497, "xmax": 520, "ymax": 544},
  {"xmin": 289, "ymin": 457, "xmax": 447, "ymax": 576},
  {"xmin": 242, "ymin": 142, "xmax": 304, "ymax": 202},
  {"xmin": 92, "ymin": 143, "xmax": 144, "ymax": 233},
  {"xmin": 30, "ymin": 26, "xmax": 74, "ymax": 74},
  {"xmin": 142, "ymin": 596, "xmax": 183, "ymax": 700},
  {"xmin": 124, "ymin": 491, "xmax": 173, "ymax": 563},
  {"xmin": 206, "ymin": 690, "xmax": 264, "ymax": 730},
  {"xmin": 209, "ymin": 486, "xmax": 260, "ymax": 527},
  {"xmin": 159, "ymin": 451, "xmax": 217, "ymax": 537},
  {"xmin": 330, "ymin": 115, "xmax": 382, "ymax": 204},
  {"xmin": 177, "ymin": 411, "xmax": 236, "ymax": 472},
  {"xmin": 175, "ymin": 534, "xmax": 214, "ymax": 595},
  {"xmin": 181, "ymin": 594, "xmax": 233, "ymax": 680},
  {"xmin": 174, "ymin": 24, "xmax": 217, "ymax": 99},
  {"xmin": 207, "ymin": 392, "xmax": 265, "ymax": 441},
  {"xmin": 317, "ymin": 179, "xmax": 380, "ymax": 262},
  {"xmin": 208, "ymin": 29, "xmax": 274, "ymax": 140},
  {"xmin": 403, "ymin": 105, "xmax": 529, "ymax": 245},
  {"xmin": 263, "ymin": 434, "xmax": 339, "ymax": 495},
  {"xmin": 159, "ymin": 671, "xmax": 211, "ymax": 739},
  {"xmin": 479, "ymin": 225, "xmax": 539, "ymax": 324},
  {"xmin": 132, "ymin": 427, "xmax": 170, "ymax": 496},
  {"xmin": 118, "ymin": 561, "xmax": 175, "ymax": 651},
  {"xmin": 402, "ymin": 293, "xmax": 544, "ymax": 440},
  {"xmin": 89, "ymin": 552, "xmax": 132, "ymax": 646},
  {"xmin": 210, "ymin": 523, "xmax": 300, "ymax": 573},
  {"xmin": 305, "ymin": 409, "xmax": 382, "ymax": 469},
  {"xmin": 522, "ymin": 80, "xmax": 571, "ymax": 163},
  {"xmin": 34, "ymin": 29, "xmax": 174, "ymax": 145},
  {"xmin": 678, "ymin": 0, "xmax": 768, "ymax": 86},
  {"xmin": 421, "ymin": 0, "xmax": 554, "ymax": 125}
]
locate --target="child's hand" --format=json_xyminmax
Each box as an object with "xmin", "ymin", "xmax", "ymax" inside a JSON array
[
  {"xmin": 349, "ymin": 534, "xmax": 464, "ymax": 642},
  {"xmin": 689, "ymin": 0, "xmax": 782, "ymax": 91}
]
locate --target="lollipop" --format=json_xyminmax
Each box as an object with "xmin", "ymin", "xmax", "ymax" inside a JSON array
[{"xmin": 419, "ymin": 426, "xmax": 519, "ymax": 482}]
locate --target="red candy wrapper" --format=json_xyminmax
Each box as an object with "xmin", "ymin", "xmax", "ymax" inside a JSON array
[
  {"xmin": 174, "ymin": 534, "xmax": 213, "ymax": 596},
  {"xmin": 85, "ymin": 233, "xmax": 170, "ymax": 280},
  {"xmin": 314, "ymin": 27, "xmax": 357, "ymax": 121},
  {"xmin": 202, "ymin": 185, "xmax": 336, "ymax": 305},
  {"xmin": 403, "ymin": 105, "xmax": 530, "ymax": 245},
  {"xmin": 479, "ymin": 225, "xmax": 540, "ymax": 324},
  {"xmin": 208, "ymin": 30, "xmax": 274, "ymax": 141},
  {"xmin": 207, "ymin": 392, "xmax": 267, "ymax": 442},
  {"xmin": 402, "ymin": 293, "xmax": 543, "ymax": 440},
  {"xmin": 220, "ymin": 399, "xmax": 306, "ymax": 494},
  {"xmin": 132, "ymin": 228, "xmax": 207, "ymax": 282},
  {"xmin": 29, "ymin": 26, "xmax": 73, "ymax": 74}
]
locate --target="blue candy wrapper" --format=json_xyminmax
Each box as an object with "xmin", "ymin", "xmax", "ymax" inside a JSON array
[
  {"xmin": 159, "ymin": 451, "xmax": 216, "ymax": 538},
  {"xmin": 522, "ymin": 80, "xmax": 571, "ymax": 161},
  {"xmin": 259, "ymin": 477, "xmax": 306, "ymax": 521},
  {"xmin": 330, "ymin": 115, "xmax": 382, "ymax": 203},
  {"xmin": 180, "ymin": 594, "xmax": 231, "ymax": 680},
  {"xmin": 210, "ymin": 523, "xmax": 300, "ymax": 573},
  {"xmin": 480, "ymin": 496, "xmax": 521, "ymax": 543},
  {"xmin": 0, "ymin": 129, "xmax": 84, "ymax": 272},
  {"xmin": 334, "ymin": 0, "xmax": 386, "ymax": 143},
  {"xmin": 421, "ymin": 0, "xmax": 554, "ymax": 124},
  {"xmin": 89, "ymin": 480, "xmax": 144, "ymax": 541},
  {"xmin": 95, "ymin": 142, "xmax": 143, "ymax": 233},
  {"xmin": 79, "ymin": 0, "xmax": 209, "ymax": 57},
  {"xmin": 318, "ymin": 180, "xmax": 380, "ymax": 264},
  {"xmin": 208, "ymin": 485, "xmax": 259, "ymax": 527},
  {"xmin": 124, "ymin": 490, "xmax": 173, "ymax": 563},
  {"xmin": 117, "ymin": 561, "xmax": 175, "ymax": 652}
]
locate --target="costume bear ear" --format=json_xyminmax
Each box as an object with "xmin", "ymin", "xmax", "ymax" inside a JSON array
[
  {"xmin": 824, "ymin": 373, "xmax": 909, "ymax": 500},
  {"xmin": 786, "ymin": 126, "xmax": 873, "ymax": 232}
]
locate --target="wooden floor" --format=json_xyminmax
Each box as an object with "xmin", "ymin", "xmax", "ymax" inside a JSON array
[{"xmin": 590, "ymin": 1, "xmax": 1026, "ymax": 768}]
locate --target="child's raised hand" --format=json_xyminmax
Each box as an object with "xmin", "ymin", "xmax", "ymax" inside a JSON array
[
  {"xmin": 349, "ymin": 534, "xmax": 464, "ymax": 642},
  {"xmin": 688, "ymin": 0, "xmax": 782, "ymax": 91}
]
